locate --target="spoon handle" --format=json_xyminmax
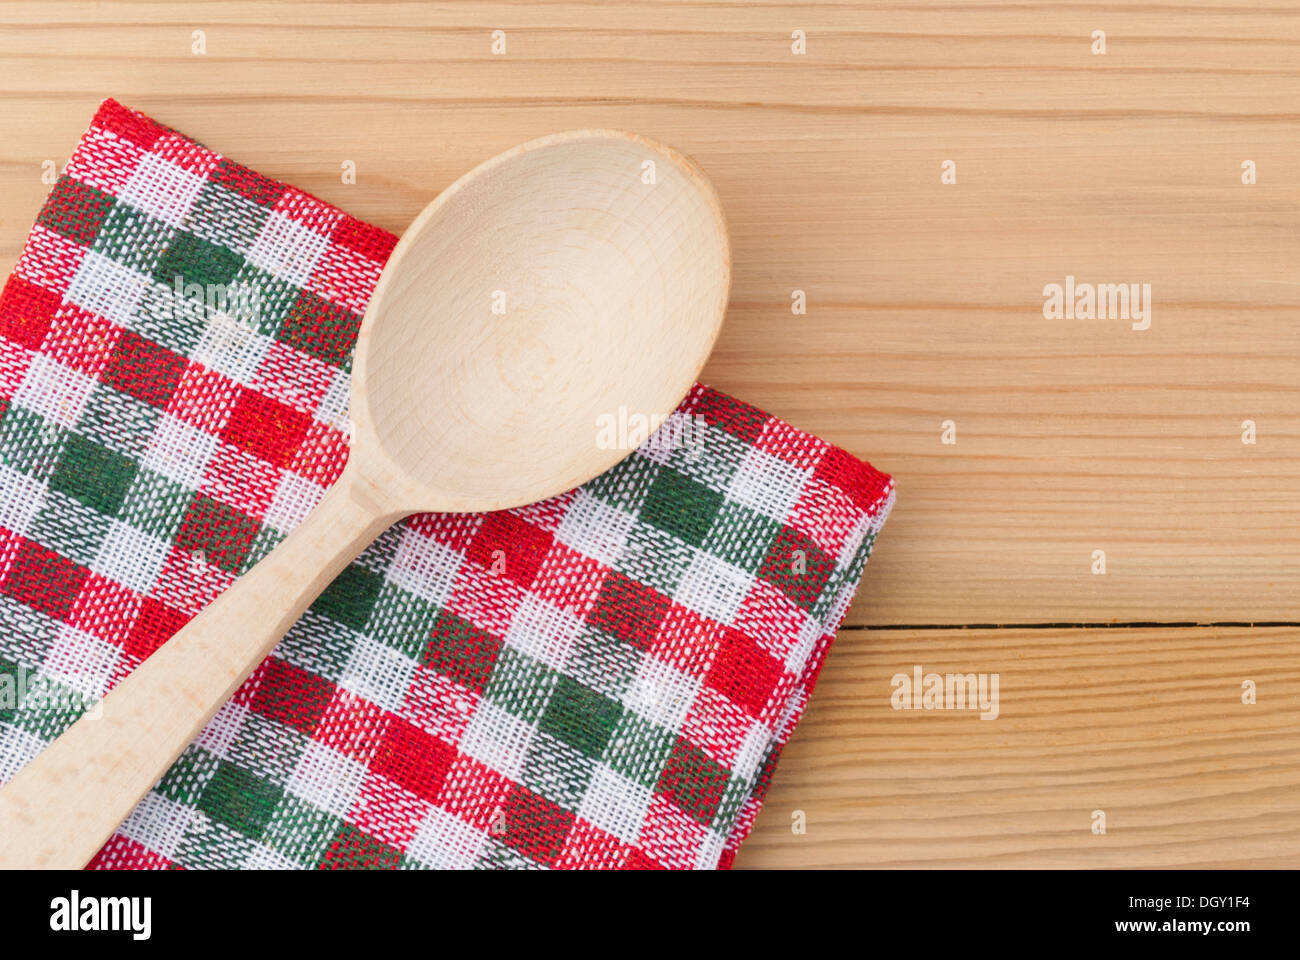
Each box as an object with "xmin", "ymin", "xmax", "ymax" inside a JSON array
[{"xmin": 0, "ymin": 466, "xmax": 400, "ymax": 869}]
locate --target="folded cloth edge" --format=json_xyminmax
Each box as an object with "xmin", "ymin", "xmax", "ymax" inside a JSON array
[{"xmin": 0, "ymin": 98, "xmax": 895, "ymax": 869}]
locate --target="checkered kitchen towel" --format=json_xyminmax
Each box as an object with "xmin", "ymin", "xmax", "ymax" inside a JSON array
[{"xmin": 0, "ymin": 100, "xmax": 893, "ymax": 869}]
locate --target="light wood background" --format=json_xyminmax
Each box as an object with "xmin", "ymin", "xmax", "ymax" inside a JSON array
[{"xmin": 0, "ymin": 1, "xmax": 1295, "ymax": 868}]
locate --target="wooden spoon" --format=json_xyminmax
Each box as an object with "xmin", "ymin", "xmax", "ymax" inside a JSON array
[{"xmin": 0, "ymin": 129, "xmax": 730, "ymax": 868}]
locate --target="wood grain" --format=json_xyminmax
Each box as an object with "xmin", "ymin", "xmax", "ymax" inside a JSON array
[
  {"xmin": 734, "ymin": 626, "xmax": 1300, "ymax": 868},
  {"xmin": 0, "ymin": 1, "xmax": 1295, "ymax": 868}
]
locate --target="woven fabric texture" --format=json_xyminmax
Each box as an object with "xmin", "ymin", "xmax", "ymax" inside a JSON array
[{"xmin": 0, "ymin": 100, "xmax": 893, "ymax": 870}]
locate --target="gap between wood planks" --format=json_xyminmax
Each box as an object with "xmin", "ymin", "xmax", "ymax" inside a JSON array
[{"xmin": 842, "ymin": 621, "xmax": 1300, "ymax": 631}]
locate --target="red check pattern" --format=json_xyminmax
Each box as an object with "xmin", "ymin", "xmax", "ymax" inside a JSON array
[{"xmin": 0, "ymin": 100, "xmax": 893, "ymax": 869}]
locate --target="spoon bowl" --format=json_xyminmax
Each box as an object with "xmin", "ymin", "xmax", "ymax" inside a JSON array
[
  {"xmin": 354, "ymin": 130, "xmax": 730, "ymax": 512},
  {"xmin": 0, "ymin": 130, "xmax": 730, "ymax": 868}
]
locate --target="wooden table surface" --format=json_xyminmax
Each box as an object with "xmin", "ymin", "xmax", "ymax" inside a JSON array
[{"xmin": 1, "ymin": 1, "xmax": 1296, "ymax": 868}]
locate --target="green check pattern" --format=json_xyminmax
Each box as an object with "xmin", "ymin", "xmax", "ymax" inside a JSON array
[{"xmin": 0, "ymin": 100, "xmax": 893, "ymax": 869}]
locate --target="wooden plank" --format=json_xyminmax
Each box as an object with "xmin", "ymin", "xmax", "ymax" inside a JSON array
[
  {"xmin": 735, "ymin": 625, "xmax": 1300, "ymax": 868},
  {"xmin": 0, "ymin": 1, "xmax": 1296, "ymax": 624}
]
